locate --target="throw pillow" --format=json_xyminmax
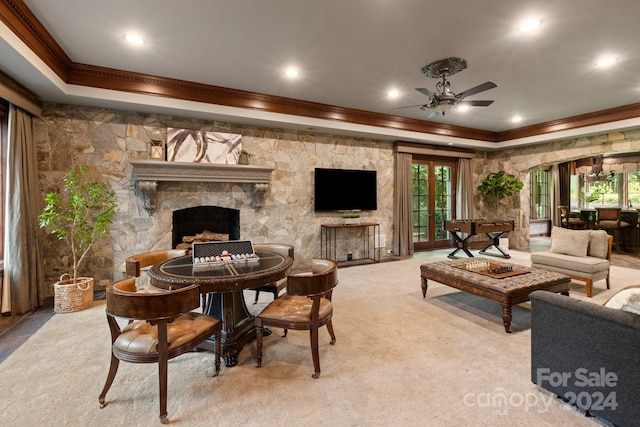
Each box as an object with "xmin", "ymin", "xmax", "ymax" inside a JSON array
[
  {"xmin": 588, "ymin": 229, "xmax": 609, "ymax": 258},
  {"xmin": 623, "ymin": 292, "xmax": 640, "ymax": 315},
  {"xmin": 604, "ymin": 286, "xmax": 640, "ymax": 313},
  {"xmin": 549, "ymin": 226, "xmax": 590, "ymax": 257}
]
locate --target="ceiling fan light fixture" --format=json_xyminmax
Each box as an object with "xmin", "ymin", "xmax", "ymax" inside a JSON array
[{"xmin": 434, "ymin": 103, "xmax": 454, "ymax": 114}]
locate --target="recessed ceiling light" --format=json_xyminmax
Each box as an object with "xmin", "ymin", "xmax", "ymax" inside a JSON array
[
  {"xmin": 518, "ymin": 19, "xmax": 542, "ymax": 33},
  {"xmin": 511, "ymin": 116, "xmax": 523, "ymax": 123},
  {"xmin": 285, "ymin": 68, "xmax": 299, "ymax": 78},
  {"xmin": 124, "ymin": 34, "xmax": 144, "ymax": 45},
  {"xmin": 595, "ymin": 56, "xmax": 618, "ymax": 68},
  {"xmin": 387, "ymin": 90, "xmax": 400, "ymax": 98}
]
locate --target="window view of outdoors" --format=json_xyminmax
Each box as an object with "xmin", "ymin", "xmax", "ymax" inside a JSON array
[
  {"xmin": 530, "ymin": 170, "xmax": 550, "ymax": 219},
  {"xmin": 412, "ymin": 164, "xmax": 429, "ymax": 243},
  {"xmin": 412, "ymin": 164, "xmax": 453, "ymax": 243},
  {"xmin": 575, "ymin": 172, "xmax": 640, "ymax": 208}
]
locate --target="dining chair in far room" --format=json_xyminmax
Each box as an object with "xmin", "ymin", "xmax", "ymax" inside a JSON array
[
  {"xmin": 595, "ymin": 207, "xmax": 631, "ymax": 252},
  {"xmin": 558, "ymin": 205, "xmax": 588, "ymax": 229},
  {"xmin": 251, "ymin": 243, "xmax": 295, "ymax": 304},
  {"xmin": 99, "ymin": 277, "xmax": 222, "ymax": 424},
  {"xmin": 255, "ymin": 258, "xmax": 338, "ymax": 378}
]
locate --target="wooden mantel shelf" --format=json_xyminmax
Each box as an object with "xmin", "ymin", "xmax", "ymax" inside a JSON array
[{"xmin": 130, "ymin": 160, "xmax": 274, "ymax": 211}]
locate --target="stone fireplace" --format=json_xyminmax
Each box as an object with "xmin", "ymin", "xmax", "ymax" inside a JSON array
[{"xmin": 172, "ymin": 206, "xmax": 240, "ymax": 249}]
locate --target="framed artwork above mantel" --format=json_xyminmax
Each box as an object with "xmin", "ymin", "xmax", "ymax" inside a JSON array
[{"xmin": 166, "ymin": 128, "xmax": 242, "ymax": 164}]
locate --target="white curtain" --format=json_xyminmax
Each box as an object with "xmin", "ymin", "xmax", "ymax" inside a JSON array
[
  {"xmin": 2, "ymin": 105, "xmax": 44, "ymax": 314},
  {"xmin": 393, "ymin": 152, "xmax": 414, "ymax": 257}
]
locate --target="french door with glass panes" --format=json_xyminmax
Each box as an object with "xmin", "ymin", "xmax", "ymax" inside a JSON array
[{"xmin": 412, "ymin": 158, "xmax": 457, "ymax": 251}]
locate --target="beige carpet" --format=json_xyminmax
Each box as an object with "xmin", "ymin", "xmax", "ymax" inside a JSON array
[{"xmin": 0, "ymin": 248, "xmax": 635, "ymax": 426}]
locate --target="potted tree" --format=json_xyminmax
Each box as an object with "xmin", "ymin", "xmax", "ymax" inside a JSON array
[
  {"xmin": 477, "ymin": 171, "xmax": 523, "ymax": 216},
  {"xmin": 39, "ymin": 166, "xmax": 117, "ymax": 313}
]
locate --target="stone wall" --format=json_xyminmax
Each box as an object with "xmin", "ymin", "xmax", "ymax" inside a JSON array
[
  {"xmin": 35, "ymin": 101, "xmax": 640, "ymax": 295},
  {"xmin": 35, "ymin": 103, "xmax": 395, "ymax": 294},
  {"xmin": 472, "ymin": 129, "xmax": 640, "ymax": 249}
]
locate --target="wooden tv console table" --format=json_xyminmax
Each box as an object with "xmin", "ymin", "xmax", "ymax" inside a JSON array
[{"xmin": 320, "ymin": 222, "xmax": 380, "ymax": 267}]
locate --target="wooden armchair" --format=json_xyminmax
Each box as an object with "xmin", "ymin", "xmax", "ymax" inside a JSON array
[
  {"xmin": 125, "ymin": 249, "xmax": 189, "ymax": 280},
  {"xmin": 251, "ymin": 243, "xmax": 295, "ymax": 304},
  {"xmin": 255, "ymin": 258, "xmax": 338, "ymax": 378},
  {"xmin": 99, "ymin": 277, "xmax": 221, "ymax": 424}
]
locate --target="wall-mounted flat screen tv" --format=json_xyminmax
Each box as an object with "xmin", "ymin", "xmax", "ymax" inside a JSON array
[{"xmin": 314, "ymin": 168, "xmax": 377, "ymax": 212}]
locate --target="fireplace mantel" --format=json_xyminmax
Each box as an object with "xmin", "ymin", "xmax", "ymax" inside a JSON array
[{"xmin": 130, "ymin": 160, "xmax": 274, "ymax": 212}]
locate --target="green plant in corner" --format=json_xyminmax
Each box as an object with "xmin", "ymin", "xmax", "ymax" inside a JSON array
[
  {"xmin": 38, "ymin": 166, "xmax": 117, "ymax": 283},
  {"xmin": 477, "ymin": 171, "xmax": 523, "ymax": 213}
]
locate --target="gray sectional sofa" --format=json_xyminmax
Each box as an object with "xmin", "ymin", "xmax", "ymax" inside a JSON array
[{"xmin": 530, "ymin": 290, "xmax": 640, "ymax": 426}]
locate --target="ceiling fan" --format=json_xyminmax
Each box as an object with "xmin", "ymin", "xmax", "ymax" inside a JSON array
[{"xmin": 398, "ymin": 57, "xmax": 497, "ymax": 117}]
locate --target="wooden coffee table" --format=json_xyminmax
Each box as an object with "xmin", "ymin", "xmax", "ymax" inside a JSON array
[{"xmin": 420, "ymin": 259, "xmax": 570, "ymax": 333}]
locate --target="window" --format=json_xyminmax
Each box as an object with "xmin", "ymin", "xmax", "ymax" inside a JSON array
[
  {"xmin": 574, "ymin": 171, "xmax": 640, "ymax": 208},
  {"xmin": 530, "ymin": 170, "xmax": 551, "ymax": 219}
]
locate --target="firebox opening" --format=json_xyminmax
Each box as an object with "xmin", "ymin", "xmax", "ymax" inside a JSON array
[{"xmin": 172, "ymin": 206, "xmax": 240, "ymax": 248}]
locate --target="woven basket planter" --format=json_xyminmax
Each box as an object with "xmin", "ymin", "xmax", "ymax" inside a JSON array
[{"xmin": 53, "ymin": 275, "xmax": 94, "ymax": 313}]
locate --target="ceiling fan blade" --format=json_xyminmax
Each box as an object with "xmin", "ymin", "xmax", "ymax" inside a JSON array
[
  {"xmin": 415, "ymin": 87, "xmax": 435, "ymax": 98},
  {"xmin": 393, "ymin": 104, "xmax": 431, "ymax": 110},
  {"xmin": 458, "ymin": 100, "xmax": 494, "ymax": 107},
  {"xmin": 456, "ymin": 81, "xmax": 497, "ymax": 98}
]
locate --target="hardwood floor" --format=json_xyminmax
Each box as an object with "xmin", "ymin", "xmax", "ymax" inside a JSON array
[
  {"xmin": 0, "ymin": 298, "xmax": 54, "ymax": 364},
  {"xmin": 0, "ymin": 292, "xmax": 106, "ymax": 364}
]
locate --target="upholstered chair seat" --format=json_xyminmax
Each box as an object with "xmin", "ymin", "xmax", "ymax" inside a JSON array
[
  {"xmin": 114, "ymin": 312, "xmax": 218, "ymax": 355},
  {"xmin": 258, "ymin": 294, "xmax": 333, "ymax": 322}
]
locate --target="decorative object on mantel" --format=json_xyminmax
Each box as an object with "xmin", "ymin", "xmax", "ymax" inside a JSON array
[
  {"xmin": 130, "ymin": 160, "xmax": 274, "ymax": 212},
  {"xmin": 148, "ymin": 128, "xmax": 165, "ymax": 160},
  {"xmin": 341, "ymin": 212, "xmax": 361, "ymax": 225},
  {"xmin": 167, "ymin": 128, "xmax": 242, "ymax": 164},
  {"xmin": 237, "ymin": 149, "xmax": 253, "ymax": 165},
  {"xmin": 38, "ymin": 166, "xmax": 117, "ymax": 313}
]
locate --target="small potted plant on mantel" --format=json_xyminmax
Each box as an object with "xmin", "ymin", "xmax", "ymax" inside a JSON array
[
  {"xmin": 237, "ymin": 149, "xmax": 253, "ymax": 165},
  {"xmin": 39, "ymin": 166, "xmax": 117, "ymax": 313},
  {"xmin": 341, "ymin": 212, "xmax": 361, "ymax": 225}
]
